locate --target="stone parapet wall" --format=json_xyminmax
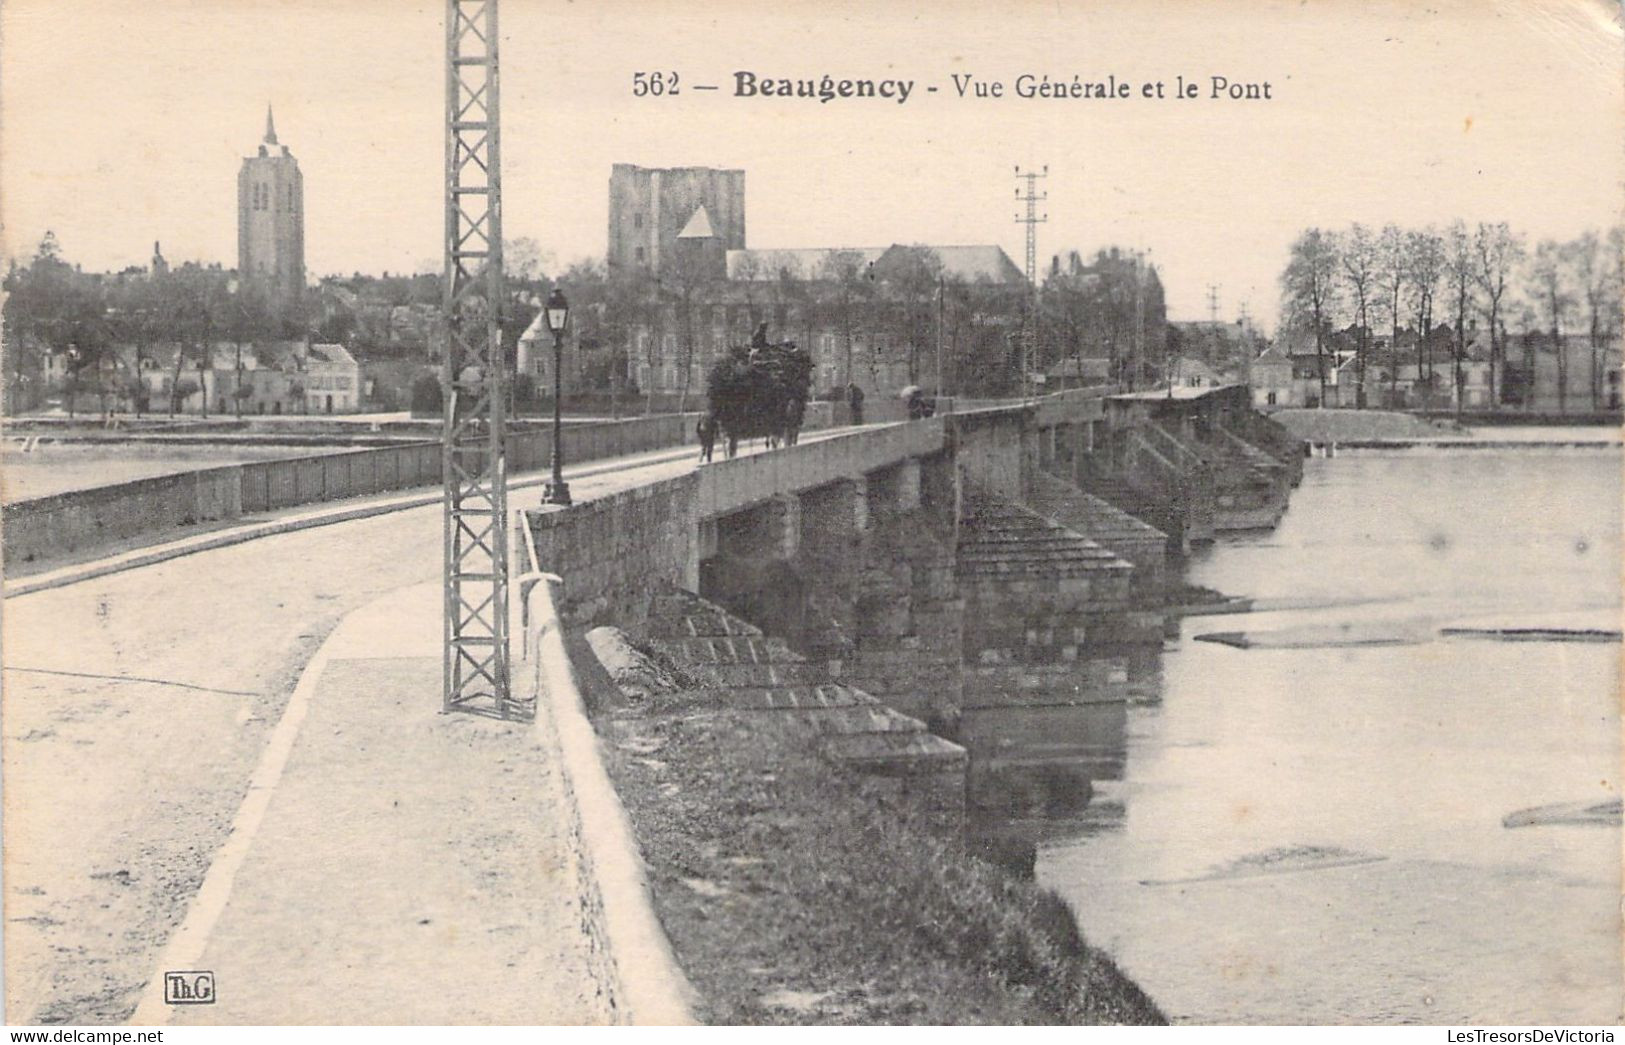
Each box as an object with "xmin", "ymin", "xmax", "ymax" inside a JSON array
[
  {"xmin": 695, "ymin": 418, "xmax": 944, "ymax": 519},
  {"xmin": 947, "ymin": 407, "xmax": 1029, "ymax": 501},
  {"xmin": 524, "ymin": 475, "xmax": 699, "ymax": 629},
  {"xmin": 514, "ymin": 572, "xmax": 698, "ymax": 1024},
  {"xmin": 5, "ymin": 412, "xmax": 701, "ymax": 569},
  {"xmin": 2, "ymin": 465, "xmax": 244, "ymax": 566}
]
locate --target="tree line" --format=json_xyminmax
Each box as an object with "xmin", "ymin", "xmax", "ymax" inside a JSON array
[
  {"xmin": 1, "ymin": 232, "xmax": 302, "ymax": 416},
  {"xmin": 2, "ymin": 232, "xmax": 553, "ymax": 417},
  {"xmin": 6, "ymin": 229, "xmax": 1179, "ymax": 418},
  {"xmin": 1281, "ymin": 222, "xmax": 1624, "ymax": 411},
  {"xmin": 549, "ymin": 242, "xmax": 1169, "ymax": 409}
]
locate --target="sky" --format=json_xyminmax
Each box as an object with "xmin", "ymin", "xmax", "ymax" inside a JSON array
[{"xmin": 2, "ymin": 0, "xmax": 1621, "ymax": 327}]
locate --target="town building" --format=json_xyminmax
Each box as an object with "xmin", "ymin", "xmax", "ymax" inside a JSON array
[
  {"xmin": 84, "ymin": 339, "xmax": 360, "ymax": 416},
  {"xmin": 611, "ymin": 237, "xmax": 1027, "ymax": 400},
  {"xmin": 1249, "ymin": 345, "xmax": 1295, "ymax": 408},
  {"xmin": 238, "ymin": 107, "xmax": 306, "ymax": 314},
  {"xmin": 1501, "ymin": 331, "xmax": 1623, "ymax": 413}
]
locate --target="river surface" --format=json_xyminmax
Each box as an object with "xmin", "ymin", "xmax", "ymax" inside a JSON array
[{"xmin": 1039, "ymin": 439, "xmax": 1622, "ymax": 1025}]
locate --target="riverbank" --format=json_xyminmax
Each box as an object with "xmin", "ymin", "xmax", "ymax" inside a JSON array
[
  {"xmin": 1269, "ymin": 408, "xmax": 1460, "ymax": 442},
  {"xmin": 1270, "ymin": 407, "xmax": 1622, "ymax": 447},
  {"xmin": 572, "ymin": 630, "xmax": 1164, "ymax": 1026}
]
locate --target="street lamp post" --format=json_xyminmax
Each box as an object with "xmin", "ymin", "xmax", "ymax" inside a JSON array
[{"xmin": 541, "ymin": 288, "xmax": 572, "ymax": 506}]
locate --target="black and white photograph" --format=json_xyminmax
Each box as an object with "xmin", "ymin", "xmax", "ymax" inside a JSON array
[{"xmin": 1, "ymin": 0, "xmax": 1621, "ymax": 1030}]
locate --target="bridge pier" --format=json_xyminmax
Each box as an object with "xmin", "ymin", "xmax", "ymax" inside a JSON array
[
  {"xmin": 849, "ymin": 465, "xmax": 962, "ymax": 722},
  {"xmin": 793, "ymin": 478, "xmax": 868, "ymax": 665},
  {"xmin": 518, "ymin": 385, "xmax": 1306, "ymax": 829}
]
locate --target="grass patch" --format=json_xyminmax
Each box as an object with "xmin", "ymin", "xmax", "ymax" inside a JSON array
[{"xmin": 587, "ymin": 671, "xmax": 1164, "ymax": 1025}]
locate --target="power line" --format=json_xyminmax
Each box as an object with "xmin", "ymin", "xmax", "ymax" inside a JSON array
[
  {"xmin": 1014, "ymin": 165, "xmax": 1047, "ymax": 399},
  {"xmin": 1134, "ymin": 249, "xmax": 1148, "ymax": 393}
]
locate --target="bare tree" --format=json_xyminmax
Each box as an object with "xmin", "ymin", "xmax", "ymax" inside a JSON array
[
  {"xmin": 1444, "ymin": 221, "xmax": 1477, "ymax": 417},
  {"xmin": 1608, "ymin": 227, "xmax": 1625, "ymax": 406},
  {"xmin": 1474, "ymin": 222, "xmax": 1524, "ymax": 411},
  {"xmin": 1337, "ymin": 223, "xmax": 1378, "ymax": 407},
  {"xmin": 817, "ymin": 250, "xmax": 872, "ymax": 390},
  {"xmin": 1281, "ymin": 228, "xmax": 1341, "ymax": 407},
  {"xmin": 1571, "ymin": 228, "xmax": 1623, "ymax": 410},
  {"xmin": 666, "ymin": 242, "xmax": 714, "ymax": 415},
  {"xmin": 5, "ymin": 232, "xmax": 112, "ymax": 418},
  {"xmin": 1528, "ymin": 239, "xmax": 1577, "ymax": 414},
  {"xmin": 873, "ymin": 245, "xmax": 944, "ymax": 386},
  {"xmin": 1405, "ymin": 227, "xmax": 1445, "ymax": 404},
  {"xmin": 1375, "ymin": 224, "xmax": 1407, "ymax": 404},
  {"xmin": 504, "ymin": 237, "xmax": 553, "ymax": 286}
]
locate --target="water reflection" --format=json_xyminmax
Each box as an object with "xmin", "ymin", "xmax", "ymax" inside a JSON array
[{"xmin": 962, "ymin": 702, "xmax": 1126, "ymax": 813}]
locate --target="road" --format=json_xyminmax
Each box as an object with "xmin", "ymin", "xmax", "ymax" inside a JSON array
[{"xmin": 1, "ymin": 431, "xmax": 825, "ymax": 1023}]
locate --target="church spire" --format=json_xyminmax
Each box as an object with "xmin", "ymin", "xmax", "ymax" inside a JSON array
[{"xmin": 264, "ymin": 104, "xmax": 278, "ymax": 145}]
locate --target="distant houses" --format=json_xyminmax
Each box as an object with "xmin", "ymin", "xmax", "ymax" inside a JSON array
[
  {"xmin": 1252, "ymin": 323, "xmax": 1621, "ymax": 413},
  {"xmin": 35, "ymin": 338, "xmax": 361, "ymax": 415}
]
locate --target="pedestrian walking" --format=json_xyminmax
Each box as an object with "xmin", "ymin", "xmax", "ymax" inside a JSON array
[
  {"xmin": 697, "ymin": 413, "xmax": 718, "ymax": 463},
  {"xmin": 784, "ymin": 396, "xmax": 804, "ymax": 445}
]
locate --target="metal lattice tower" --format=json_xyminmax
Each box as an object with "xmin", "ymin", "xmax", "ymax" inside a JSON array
[
  {"xmin": 1014, "ymin": 165, "xmax": 1047, "ymax": 398},
  {"xmin": 1015, "ymin": 165, "xmax": 1048, "ymax": 285},
  {"xmin": 442, "ymin": 0, "xmax": 512, "ymax": 716}
]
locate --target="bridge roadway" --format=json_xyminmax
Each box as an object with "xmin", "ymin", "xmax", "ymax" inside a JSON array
[{"xmin": 0, "ymin": 424, "xmax": 863, "ymax": 1024}]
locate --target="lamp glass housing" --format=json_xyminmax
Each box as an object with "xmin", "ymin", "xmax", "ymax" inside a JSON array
[{"xmin": 545, "ymin": 290, "xmax": 570, "ymax": 336}]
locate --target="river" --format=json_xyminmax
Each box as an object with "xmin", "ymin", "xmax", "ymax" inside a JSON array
[{"xmin": 1039, "ymin": 437, "xmax": 1622, "ymax": 1024}]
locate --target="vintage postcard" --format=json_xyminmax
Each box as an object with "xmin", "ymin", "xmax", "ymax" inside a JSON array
[{"xmin": 2, "ymin": 0, "xmax": 1620, "ymax": 1030}]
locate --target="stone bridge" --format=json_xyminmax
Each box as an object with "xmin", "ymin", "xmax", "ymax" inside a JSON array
[{"xmin": 521, "ymin": 383, "xmax": 1302, "ymax": 819}]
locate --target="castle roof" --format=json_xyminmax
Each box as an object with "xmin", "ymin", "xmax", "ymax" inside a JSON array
[
  {"xmin": 885, "ymin": 244, "xmax": 1024, "ymax": 284},
  {"xmin": 677, "ymin": 206, "xmax": 717, "ymax": 239}
]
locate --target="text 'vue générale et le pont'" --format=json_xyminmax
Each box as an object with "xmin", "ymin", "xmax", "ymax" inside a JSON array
[{"xmin": 630, "ymin": 71, "xmax": 1276, "ymax": 104}]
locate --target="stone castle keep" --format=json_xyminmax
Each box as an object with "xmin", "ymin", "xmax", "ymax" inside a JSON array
[
  {"xmin": 607, "ymin": 163, "xmax": 747, "ymax": 277},
  {"xmin": 520, "ymin": 386, "xmax": 1303, "ymax": 824}
]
